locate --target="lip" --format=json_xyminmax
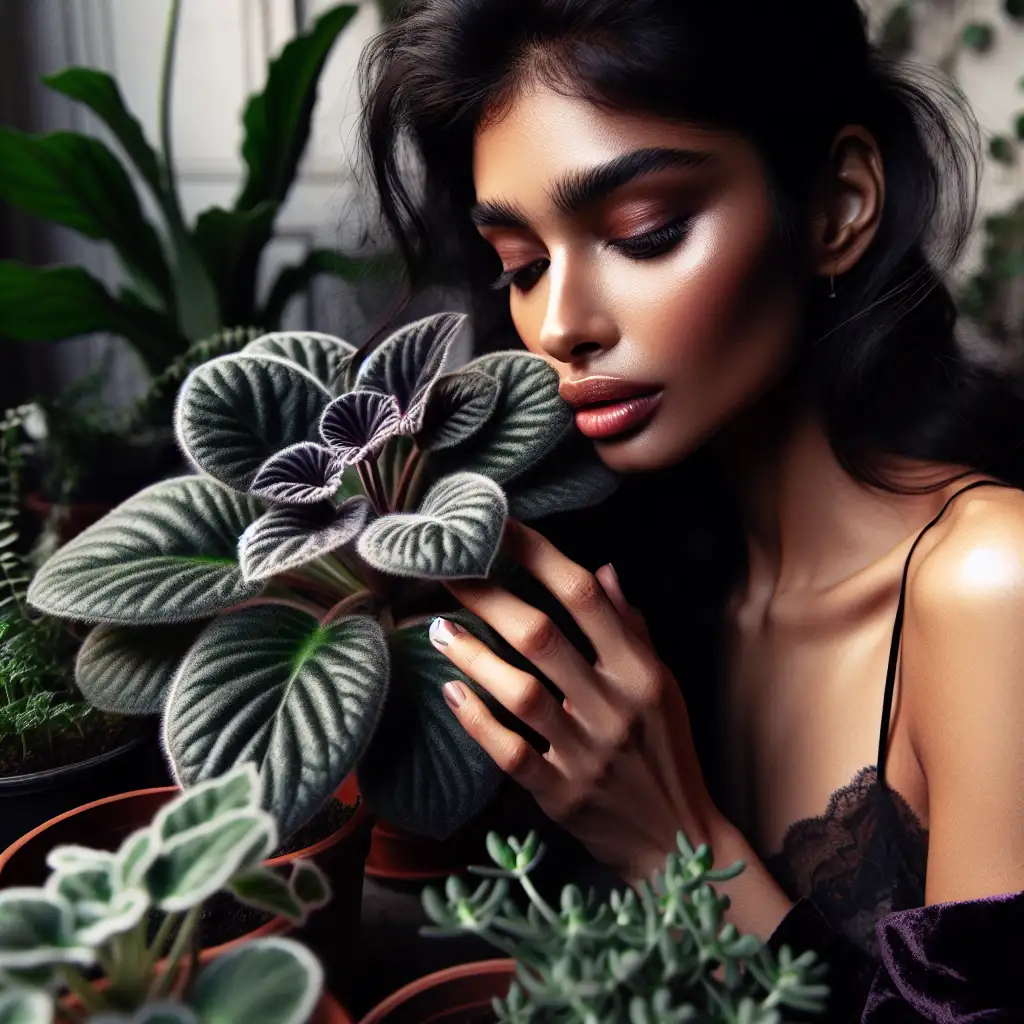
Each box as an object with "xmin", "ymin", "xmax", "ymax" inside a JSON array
[
  {"xmin": 572, "ymin": 390, "xmax": 664, "ymax": 440},
  {"xmin": 558, "ymin": 376, "xmax": 663, "ymax": 410}
]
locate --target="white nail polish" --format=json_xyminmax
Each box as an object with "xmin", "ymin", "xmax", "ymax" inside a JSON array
[{"xmin": 429, "ymin": 617, "xmax": 462, "ymax": 648}]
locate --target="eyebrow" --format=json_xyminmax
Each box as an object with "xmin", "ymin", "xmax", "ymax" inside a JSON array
[{"xmin": 470, "ymin": 146, "xmax": 713, "ymax": 230}]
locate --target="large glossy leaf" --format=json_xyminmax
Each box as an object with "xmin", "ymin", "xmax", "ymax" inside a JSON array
[
  {"xmin": 0, "ymin": 989, "xmax": 53, "ymax": 1024},
  {"xmin": 355, "ymin": 313, "xmax": 465, "ymax": 433},
  {"xmin": 175, "ymin": 354, "xmax": 332, "ymax": 493},
  {"xmin": 0, "ymin": 263, "xmax": 184, "ymax": 374},
  {"xmin": 165, "ymin": 607, "xmax": 390, "ymax": 836},
  {"xmin": 190, "ymin": 938, "xmax": 322, "ymax": 1024},
  {"xmin": 0, "ymin": 129, "xmax": 170, "ymax": 301},
  {"xmin": 244, "ymin": 332, "xmax": 356, "ymax": 392},
  {"xmin": 356, "ymin": 472, "xmax": 507, "ymax": 580},
  {"xmin": 505, "ymin": 426, "xmax": 621, "ymax": 520},
  {"xmin": 236, "ymin": 5, "xmax": 358, "ymax": 211},
  {"xmin": 26, "ymin": 477, "xmax": 264, "ymax": 625},
  {"xmin": 42, "ymin": 68, "xmax": 163, "ymax": 201},
  {"xmin": 440, "ymin": 352, "xmax": 571, "ymax": 484},
  {"xmin": 75, "ymin": 622, "xmax": 208, "ymax": 716},
  {"xmin": 416, "ymin": 371, "xmax": 501, "ymax": 452},
  {"xmin": 356, "ymin": 612, "xmax": 505, "ymax": 838},
  {"xmin": 238, "ymin": 497, "xmax": 373, "ymax": 582}
]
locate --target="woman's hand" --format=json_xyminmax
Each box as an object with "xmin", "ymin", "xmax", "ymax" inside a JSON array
[{"xmin": 429, "ymin": 517, "xmax": 723, "ymax": 884}]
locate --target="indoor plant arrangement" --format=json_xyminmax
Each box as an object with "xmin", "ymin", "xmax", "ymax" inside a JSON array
[
  {"xmin": 0, "ymin": 763, "xmax": 346, "ymax": 1023},
  {"xmin": 400, "ymin": 830, "xmax": 831, "ymax": 1024},
  {"xmin": 24, "ymin": 312, "xmax": 620, "ymax": 848}
]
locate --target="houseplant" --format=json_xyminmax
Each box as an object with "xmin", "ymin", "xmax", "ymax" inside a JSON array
[
  {"xmin": 359, "ymin": 830, "xmax": 830, "ymax": 1023},
  {"xmin": 0, "ymin": 762, "xmax": 352, "ymax": 1023},
  {"xmin": 25, "ymin": 312, "xmax": 620, "ymax": 850}
]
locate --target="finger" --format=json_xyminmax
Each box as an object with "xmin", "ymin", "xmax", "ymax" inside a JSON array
[
  {"xmin": 441, "ymin": 677, "xmax": 561, "ymax": 796},
  {"xmin": 501, "ymin": 520, "xmax": 647, "ymax": 673},
  {"xmin": 595, "ymin": 563, "xmax": 652, "ymax": 646},
  {"xmin": 443, "ymin": 578, "xmax": 606, "ymax": 720},
  {"xmin": 429, "ymin": 616, "xmax": 585, "ymax": 751}
]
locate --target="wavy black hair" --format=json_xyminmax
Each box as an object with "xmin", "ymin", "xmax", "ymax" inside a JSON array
[{"xmin": 358, "ymin": 0, "xmax": 1024, "ymax": 791}]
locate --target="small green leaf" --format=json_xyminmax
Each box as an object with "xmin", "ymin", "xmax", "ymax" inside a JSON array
[
  {"xmin": 229, "ymin": 869, "xmax": 304, "ymax": 923},
  {"xmin": 116, "ymin": 829, "xmax": 158, "ymax": 890},
  {"xmin": 989, "ymin": 134, "xmax": 1016, "ymax": 166},
  {"xmin": 244, "ymin": 332, "xmax": 356, "ymax": 391},
  {"xmin": 75, "ymin": 621, "xmax": 208, "ymax": 715},
  {"xmin": 175, "ymin": 354, "xmax": 332, "ymax": 493},
  {"xmin": 26, "ymin": 477, "xmax": 264, "ymax": 625},
  {"xmin": 72, "ymin": 889, "xmax": 149, "ymax": 947},
  {"xmin": 0, "ymin": 892, "xmax": 93, "ymax": 971},
  {"xmin": 191, "ymin": 937, "xmax": 323, "ymax": 1024},
  {"xmin": 356, "ymin": 472, "xmax": 507, "ymax": 579},
  {"xmin": 962, "ymin": 22, "xmax": 995, "ymax": 53},
  {"xmin": 154, "ymin": 764, "xmax": 260, "ymax": 842},
  {"xmin": 0, "ymin": 989, "xmax": 53, "ymax": 1024},
  {"xmin": 165, "ymin": 608, "xmax": 390, "ymax": 836},
  {"xmin": 288, "ymin": 861, "xmax": 330, "ymax": 910}
]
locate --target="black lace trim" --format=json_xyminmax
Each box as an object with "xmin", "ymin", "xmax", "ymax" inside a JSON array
[{"xmin": 763, "ymin": 765, "xmax": 929, "ymax": 960}]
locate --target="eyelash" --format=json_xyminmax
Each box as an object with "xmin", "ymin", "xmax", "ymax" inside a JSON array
[{"xmin": 490, "ymin": 215, "xmax": 693, "ymax": 293}]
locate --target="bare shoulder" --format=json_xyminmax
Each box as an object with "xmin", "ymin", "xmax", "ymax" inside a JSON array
[{"xmin": 900, "ymin": 482, "xmax": 1024, "ymax": 903}]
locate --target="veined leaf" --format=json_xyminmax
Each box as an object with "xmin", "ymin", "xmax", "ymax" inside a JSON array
[
  {"xmin": 26, "ymin": 477, "xmax": 264, "ymax": 625},
  {"xmin": 0, "ymin": 892, "xmax": 94, "ymax": 971},
  {"xmin": 319, "ymin": 390, "xmax": 401, "ymax": 466},
  {"xmin": 175, "ymin": 354, "xmax": 332, "ymax": 493},
  {"xmin": 153, "ymin": 763, "xmax": 261, "ymax": 842},
  {"xmin": 0, "ymin": 128, "xmax": 171, "ymax": 301},
  {"xmin": 75, "ymin": 621, "xmax": 208, "ymax": 716},
  {"xmin": 244, "ymin": 331, "xmax": 356, "ymax": 392},
  {"xmin": 164, "ymin": 607, "xmax": 389, "ymax": 836},
  {"xmin": 251, "ymin": 442, "xmax": 347, "ymax": 505},
  {"xmin": 416, "ymin": 370, "xmax": 501, "ymax": 452},
  {"xmin": 356, "ymin": 472, "xmax": 507, "ymax": 580}
]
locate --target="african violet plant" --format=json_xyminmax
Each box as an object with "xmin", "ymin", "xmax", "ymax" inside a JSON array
[
  {"xmin": 0, "ymin": 764, "xmax": 330, "ymax": 1023},
  {"xmin": 422, "ymin": 830, "xmax": 830, "ymax": 1024},
  {"xmin": 26, "ymin": 312, "xmax": 619, "ymax": 841}
]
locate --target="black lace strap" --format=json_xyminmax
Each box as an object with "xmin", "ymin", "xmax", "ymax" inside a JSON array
[{"xmin": 876, "ymin": 478, "xmax": 1018, "ymax": 786}]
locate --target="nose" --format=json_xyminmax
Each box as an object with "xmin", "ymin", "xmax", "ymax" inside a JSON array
[{"xmin": 536, "ymin": 254, "xmax": 618, "ymax": 364}]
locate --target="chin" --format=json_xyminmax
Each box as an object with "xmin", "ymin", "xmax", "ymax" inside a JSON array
[{"xmin": 590, "ymin": 426, "xmax": 703, "ymax": 475}]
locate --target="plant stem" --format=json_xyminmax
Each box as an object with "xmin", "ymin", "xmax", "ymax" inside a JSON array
[
  {"xmin": 403, "ymin": 450, "xmax": 432, "ymax": 511},
  {"xmin": 158, "ymin": 0, "xmax": 186, "ymax": 231},
  {"xmin": 145, "ymin": 911, "xmax": 182, "ymax": 971},
  {"xmin": 276, "ymin": 572, "xmax": 340, "ymax": 601},
  {"xmin": 151, "ymin": 904, "xmax": 201, "ymax": 1000},
  {"xmin": 320, "ymin": 590, "xmax": 375, "ymax": 627},
  {"xmin": 357, "ymin": 462, "xmax": 385, "ymax": 514},
  {"xmin": 519, "ymin": 874, "xmax": 561, "ymax": 928},
  {"xmin": 60, "ymin": 966, "xmax": 104, "ymax": 1015},
  {"xmin": 394, "ymin": 447, "xmax": 423, "ymax": 512},
  {"xmin": 306, "ymin": 555, "xmax": 363, "ymax": 594},
  {"xmin": 369, "ymin": 458, "xmax": 389, "ymax": 512},
  {"xmin": 219, "ymin": 595, "xmax": 325, "ymax": 618}
]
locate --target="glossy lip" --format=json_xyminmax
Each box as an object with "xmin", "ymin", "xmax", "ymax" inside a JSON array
[
  {"xmin": 558, "ymin": 376, "xmax": 663, "ymax": 410},
  {"xmin": 574, "ymin": 391, "xmax": 664, "ymax": 440}
]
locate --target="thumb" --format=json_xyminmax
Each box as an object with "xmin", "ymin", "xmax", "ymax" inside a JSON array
[{"xmin": 597, "ymin": 563, "xmax": 652, "ymax": 645}]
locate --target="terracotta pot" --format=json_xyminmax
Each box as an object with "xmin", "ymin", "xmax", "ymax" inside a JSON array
[
  {"xmin": 0, "ymin": 777, "xmax": 371, "ymax": 1004},
  {"xmin": 316, "ymin": 991, "xmax": 357, "ymax": 1024},
  {"xmin": 358, "ymin": 960, "xmax": 516, "ymax": 1024}
]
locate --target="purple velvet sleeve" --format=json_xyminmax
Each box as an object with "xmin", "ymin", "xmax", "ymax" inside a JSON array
[{"xmin": 768, "ymin": 892, "xmax": 1024, "ymax": 1022}]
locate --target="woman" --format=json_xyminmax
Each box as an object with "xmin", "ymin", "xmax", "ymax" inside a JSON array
[{"xmin": 360, "ymin": 0, "xmax": 1024, "ymax": 1017}]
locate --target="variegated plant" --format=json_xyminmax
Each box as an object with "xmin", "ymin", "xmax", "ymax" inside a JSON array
[
  {"xmin": 0, "ymin": 764, "xmax": 329, "ymax": 1024},
  {"xmin": 25, "ymin": 313, "xmax": 619, "ymax": 840}
]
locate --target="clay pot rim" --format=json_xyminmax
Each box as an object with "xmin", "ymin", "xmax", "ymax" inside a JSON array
[
  {"xmin": 0, "ymin": 731, "xmax": 149, "ymax": 793},
  {"xmin": 0, "ymin": 781, "xmax": 366, "ymax": 878},
  {"xmin": 357, "ymin": 959, "xmax": 516, "ymax": 1024}
]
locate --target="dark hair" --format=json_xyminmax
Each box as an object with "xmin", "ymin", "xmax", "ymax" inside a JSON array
[{"xmin": 360, "ymin": 0, "xmax": 1024, "ymax": 493}]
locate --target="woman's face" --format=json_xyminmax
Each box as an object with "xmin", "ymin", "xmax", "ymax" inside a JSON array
[{"xmin": 471, "ymin": 81, "xmax": 805, "ymax": 473}]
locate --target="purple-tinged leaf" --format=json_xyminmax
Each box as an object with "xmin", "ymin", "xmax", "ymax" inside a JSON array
[
  {"xmin": 355, "ymin": 312, "xmax": 466, "ymax": 433},
  {"xmin": 319, "ymin": 390, "xmax": 400, "ymax": 465},
  {"xmin": 238, "ymin": 497, "xmax": 373, "ymax": 582},
  {"xmin": 416, "ymin": 370, "xmax": 501, "ymax": 452},
  {"xmin": 251, "ymin": 442, "xmax": 345, "ymax": 505}
]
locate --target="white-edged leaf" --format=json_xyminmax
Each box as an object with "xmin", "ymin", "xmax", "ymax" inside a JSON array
[
  {"xmin": 355, "ymin": 312, "xmax": 465, "ymax": 433},
  {"xmin": 75, "ymin": 621, "xmax": 208, "ymax": 716},
  {"xmin": 144, "ymin": 811, "xmax": 277, "ymax": 912},
  {"xmin": 153, "ymin": 763, "xmax": 260, "ymax": 842},
  {"xmin": 26, "ymin": 477, "xmax": 264, "ymax": 625},
  {"xmin": 356, "ymin": 472, "xmax": 507, "ymax": 580},
  {"xmin": 175, "ymin": 354, "xmax": 332, "ymax": 493},
  {"xmin": 238, "ymin": 497, "xmax": 372, "ymax": 582},
  {"xmin": 44, "ymin": 848, "xmax": 116, "ymax": 875},
  {"xmin": 357, "ymin": 612, "xmax": 504, "ymax": 839},
  {"xmin": 89, "ymin": 1005, "xmax": 199, "ymax": 1024},
  {"xmin": 116, "ymin": 829, "xmax": 158, "ymax": 890},
  {"xmin": 191, "ymin": 937, "xmax": 323, "ymax": 1024},
  {"xmin": 73, "ymin": 888, "xmax": 149, "ymax": 947},
  {"xmin": 164, "ymin": 608, "xmax": 390, "ymax": 837},
  {"xmin": 416, "ymin": 370, "xmax": 501, "ymax": 452},
  {"xmin": 251, "ymin": 442, "xmax": 346, "ymax": 505},
  {"xmin": 0, "ymin": 892, "xmax": 94, "ymax": 971},
  {"xmin": 229, "ymin": 869, "xmax": 304, "ymax": 923},
  {"xmin": 319, "ymin": 390, "xmax": 400, "ymax": 466},
  {"xmin": 440, "ymin": 352, "xmax": 571, "ymax": 483},
  {"xmin": 243, "ymin": 332, "xmax": 356, "ymax": 392},
  {"xmin": 43, "ymin": 868, "xmax": 111, "ymax": 910},
  {"xmin": 288, "ymin": 861, "xmax": 330, "ymax": 912},
  {"xmin": 0, "ymin": 988, "xmax": 54, "ymax": 1024}
]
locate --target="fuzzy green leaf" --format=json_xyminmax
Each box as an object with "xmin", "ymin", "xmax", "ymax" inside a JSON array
[
  {"xmin": 75, "ymin": 621, "xmax": 208, "ymax": 716},
  {"xmin": 244, "ymin": 332, "xmax": 356, "ymax": 392},
  {"xmin": 0, "ymin": 893, "xmax": 93, "ymax": 971},
  {"xmin": 164, "ymin": 607, "xmax": 389, "ymax": 836},
  {"xmin": 0, "ymin": 989, "xmax": 53, "ymax": 1024},
  {"xmin": 175, "ymin": 354, "xmax": 332, "ymax": 494},
  {"xmin": 356, "ymin": 472, "xmax": 507, "ymax": 580},
  {"xmin": 26, "ymin": 477, "xmax": 263, "ymax": 625},
  {"xmin": 416, "ymin": 371, "xmax": 501, "ymax": 452}
]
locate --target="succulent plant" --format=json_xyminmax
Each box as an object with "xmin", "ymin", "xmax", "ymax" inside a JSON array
[
  {"xmin": 25, "ymin": 313, "xmax": 619, "ymax": 841},
  {"xmin": 0, "ymin": 764, "xmax": 330, "ymax": 1024},
  {"xmin": 422, "ymin": 830, "xmax": 830, "ymax": 1024}
]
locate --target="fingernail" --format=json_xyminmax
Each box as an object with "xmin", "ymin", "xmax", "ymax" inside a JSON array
[
  {"xmin": 601, "ymin": 562, "xmax": 622, "ymax": 590},
  {"xmin": 429, "ymin": 617, "xmax": 463, "ymax": 649},
  {"xmin": 443, "ymin": 681, "xmax": 466, "ymax": 710}
]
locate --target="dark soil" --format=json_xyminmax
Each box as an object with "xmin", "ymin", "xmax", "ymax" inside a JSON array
[
  {"xmin": 271, "ymin": 798, "xmax": 355, "ymax": 857},
  {"xmin": 0, "ymin": 713, "xmax": 143, "ymax": 779}
]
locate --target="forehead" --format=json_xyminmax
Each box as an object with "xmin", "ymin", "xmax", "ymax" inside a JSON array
[{"xmin": 472, "ymin": 81, "xmax": 726, "ymax": 207}]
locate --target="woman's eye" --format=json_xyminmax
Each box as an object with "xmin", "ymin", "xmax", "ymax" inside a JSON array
[
  {"xmin": 491, "ymin": 258, "xmax": 549, "ymax": 293},
  {"xmin": 610, "ymin": 216, "xmax": 692, "ymax": 260}
]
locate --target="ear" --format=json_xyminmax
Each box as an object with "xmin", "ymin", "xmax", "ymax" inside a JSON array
[{"xmin": 810, "ymin": 126, "xmax": 885, "ymax": 283}]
